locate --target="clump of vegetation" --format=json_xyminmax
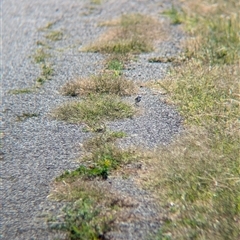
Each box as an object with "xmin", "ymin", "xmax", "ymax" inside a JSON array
[
  {"xmin": 52, "ymin": 94, "xmax": 135, "ymax": 127},
  {"xmin": 48, "ymin": 181, "xmax": 116, "ymax": 240},
  {"xmin": 45, "ymin": 30, "xmax": 63, "ymax": 41},
  {"xmin": 36, "ymin": 63, "xmax": 54, "ymax": 85},
  {"xmin": 33, "ymin": 47, "xmax": 54, "ymax": 85},
  {"xmin": 49, "ymin": 130, "xmax": 136, "ymax": 239},
  {"xmin": 33, "ymin": 23, "xmax": 64, "ymax": 87},
  {"xmin": 57, "ymin": 131, "xmax": 133, "ymax": 181},
  {"xmin": 106, "ymin": 55, "xmax": 125, "ymax": 71},
  {"xmin": 9, "ymin": 88, "xmax": 34, "ymax": 94},
  {"xmin": 38, "ymin": 21, "xmax": 56, "ymax": 31},
  {"xmin": 61, "ymin": 72, "xmax": 136, "ymax": 97},
  {"xmin": 16, "ymin": 113, "xmax": 39, "ymax": 121},
  {"xmin": 91, "ymin": 0, "xmax": 102, "ymax": 4},
  {"xmin": 85, "ymin": 13, "xmax": 164, "ymax": 54},
  {"xmin": 33, "ymin": 48, "xmax": 51, "ymax": 64},
  {"xmin": 142, "ymin": 1, "xmax": 240, "ymax": 239},
  {"xmin": 162, "ymin": 5, "xmax": 183, "ymax": 25}
]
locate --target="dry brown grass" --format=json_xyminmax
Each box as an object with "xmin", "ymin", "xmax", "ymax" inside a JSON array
[
  {"xmin": 84, "ymin": 13, "xmax": 166, "ymax": 54},
  {"xmin": 139, "ymin": 127, "xmax": 240, "ymax": 239},
  {"xmin": 61, "ymin": 71, "xmax": 137, "ymax": 97},
  {"xmin": 141, "ymin": 0, "xmax": 240, "ymax": 239}
]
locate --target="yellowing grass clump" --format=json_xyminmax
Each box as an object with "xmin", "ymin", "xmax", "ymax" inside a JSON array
[
  {"xmin": 61, "ymin": 72, "xmax": 137, "ymax": 97},
  {"xmin": 52, "ymin": 94, "xmax": 135, "ymax": 127},
  {"xmin": 85, "ymin": 13, "xmax": 165, "ymax": 54}
]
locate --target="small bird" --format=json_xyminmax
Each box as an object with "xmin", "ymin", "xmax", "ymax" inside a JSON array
[{"xmin": 135, "ymin": 95, "xmax": 142, "ymax": 106}]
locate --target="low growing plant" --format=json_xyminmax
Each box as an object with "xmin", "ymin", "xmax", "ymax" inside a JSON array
[
  {"xmin": 52, "ymin": 94, "xmax": 135, "ymax": 127},
  {"xmin": 61, "ymin": 72, "xmax": 136, "ymax": 97},
  {"xmin": 85, "ymin": 13, "xmax": 164, "ymax": 55}
]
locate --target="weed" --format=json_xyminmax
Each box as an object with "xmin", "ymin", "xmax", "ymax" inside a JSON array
[
  {"xmin": 162, "ymin": 5, "xmax": 183, "ymax": 25},
  {"xmin": 49, "ymin": 129, "xmax": 137, "ymax": 239},
  {"xmin": 83, "ymin": 130, "xmax": 127, "ymax": 151},
  {"xmin": 36, "ymin": 63, "xmax": 54, "ymax": 85},
  {"xmin": 57, "ymin": 131, "xmax": 134, "ymax": 181},
  {"xmin": 9, "ymin": 88, "xmax": 34, "ymax": 94},
  {"xmin": 36, "ymin": 76, "xmax": 46, "ymax": 85},
  {"xmin": 16, "ymin": 113, "xmax": 39, "ymax": 121},
  {"xmin": 45, "ymin": 30, "xmax": 63, "ymax": 41},
  {"xmin": 85, "ymin": 13, "xmax": 164, "ymax": 55},
  {"xmin": 33, "ymin": 48, "xmax": 50, "ymax": 63},
  {"xmin": 48, "ymin": 178, "xmax": 136, "ymax": 240},
  {"xmin": 52, "ymin": 94, "xmax": 135, "ymax": 127},
  {"xmin": 61, "ymin": 72, "xmax": 136, "ymax": 97},
  {"xmin": 106, "ymin": 58, "xmax": 124, "ymax": 71},
  {"xmin": 38, "ymin": 21, "xmax": 56, "ymax": 31},
  {"xmin": 48, "ymin": 181, "xmax": 115, "ymax": 240},
  {"xmin": 41, "ymin": 63, "xmax": 54, "ymax": 79},
  {"xmin": 91, "ymin": 0, "xmax": 101, "ymax": 4}
]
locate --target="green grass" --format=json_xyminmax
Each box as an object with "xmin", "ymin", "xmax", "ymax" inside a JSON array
[
  {"xmin": 34, "ymin": 23, "xmax": 62, "ymax": 86},
  {"xmin": 61, "ymin": 72, "xmax": 136, "ymax": 97},
  {"xmin": 49, "ymin": 131, "xmax": 136, "ymax": 239},
  {"xmin": 36, "ymin": 63, "xmax": 54, "ymax": 85},
  {"xmin": 52, "ymin": 94, "xmax": 135, "ymax": 127},
  {"xmin": 85, "ymin": 13, "xmax": 163, "ymax": 55},
  {"xmin": 48, "ymin": 177, "xmax": 136, "ymax": 240},
  {"xmin": 106, "ymin": 57, "xmax": 124, "ymax": 71},
  {"xmin": 91, "ymin": 0, "xmax": 102, "ymax": 4},
  {"xmin": 33, "ymin": 48, "xmax": 51, "ymax": 63},
  {"xmin": 41, "ymin": 63, "xmax": 54, "ymax": 79},
  {"xmin": 45, "ymin": 30, "xmax": 63, "ymax": 41},
  {"xmin": 48, "ymin": 181, "xmax": 115, "ymax": 240},
  {"xmin": 55, "ymin": 130, "xmax": 131, "ymax": 183},
  {"xmin": 57, "ymin": 133, "xmax": 134, "ymax": 181},
  {"xmin": 143, "ymin": 1, "xmax": 240, "ymax": 239},
  {"xmin": 16, "ymin": 113, "xmax": 39, "ymax": 121},
  {"xmin": 162, "ymin": 5, "xmax": 183, "ymax": 25},
  {"xmin": 9, "ymin": 88, "xmax": 34, "ymax": 94}
]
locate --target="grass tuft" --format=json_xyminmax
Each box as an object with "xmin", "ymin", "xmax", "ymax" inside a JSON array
[
  {"xmin": 57, "ymin": 131, "xmax": 134, "ymax": 181},
  {"xmin": 85, "ymin": 13, "xmax": 164, "ymax": 54},
  {"xmin": 162, "ymin": 5, "xmax": 183, "ymax": 25},
  {"xmin": 45, "ymin": 30, "xmax": 63, "ymax": 41},
  {"xmin": 33, "ymin": 48, "xmax": 50, "ymax": 63},
  {"xmin": 106, "ymin": 56, "xmax": 125, "ymax": 71},
  {"xmin": 61, "ymin": 72, "xmax": 136, "ymax": 97},
  {"xmin": 36, "ymin": 63, "xmax": 54, "ymax": 85},
  {"xmin": 52, "ymin": 94, "xmax": 135, "ymax": 127},
  {"xmin": 16, "ymin": 113, "xmax": 39, "ymax": 121},
  {"xmin": 91, "ymin": 0, "xmax": 102, "ymax": 4},
  {"xmin": 9, "ymin": 88, "xmax": 34, "ymax": 94},
  {"xmin": 49, "ymin": 131, "xmax": 137, "ymax": 239},
  {"xmin": 48, "ymin": 181, "xmax": 114, "ymax": 240}
]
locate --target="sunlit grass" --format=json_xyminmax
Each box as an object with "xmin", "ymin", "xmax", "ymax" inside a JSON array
[
  {"xmin": 84, "ymin": 13, "xmax": 165, "ymax": 54},
  {"xmin": 143, "ymin": 0, "xmax": 240, "ymax": 239},
  {"xmin": 52, "ymin": 94, "xmax": 135, "ymax": 128},
  {"xmin": 61, "ymin": 72, "xmax": 136, "ymax": 97}
]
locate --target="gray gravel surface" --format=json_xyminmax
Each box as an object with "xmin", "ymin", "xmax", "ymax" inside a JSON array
[{"xmin": 2, "ymin": 0, "xmax": 184, "ymax": 239}]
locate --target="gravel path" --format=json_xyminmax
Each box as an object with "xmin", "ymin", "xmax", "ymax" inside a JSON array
[{"xmin": 1, "ymin": 0, "xmax": 183, "ymax": 239}]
